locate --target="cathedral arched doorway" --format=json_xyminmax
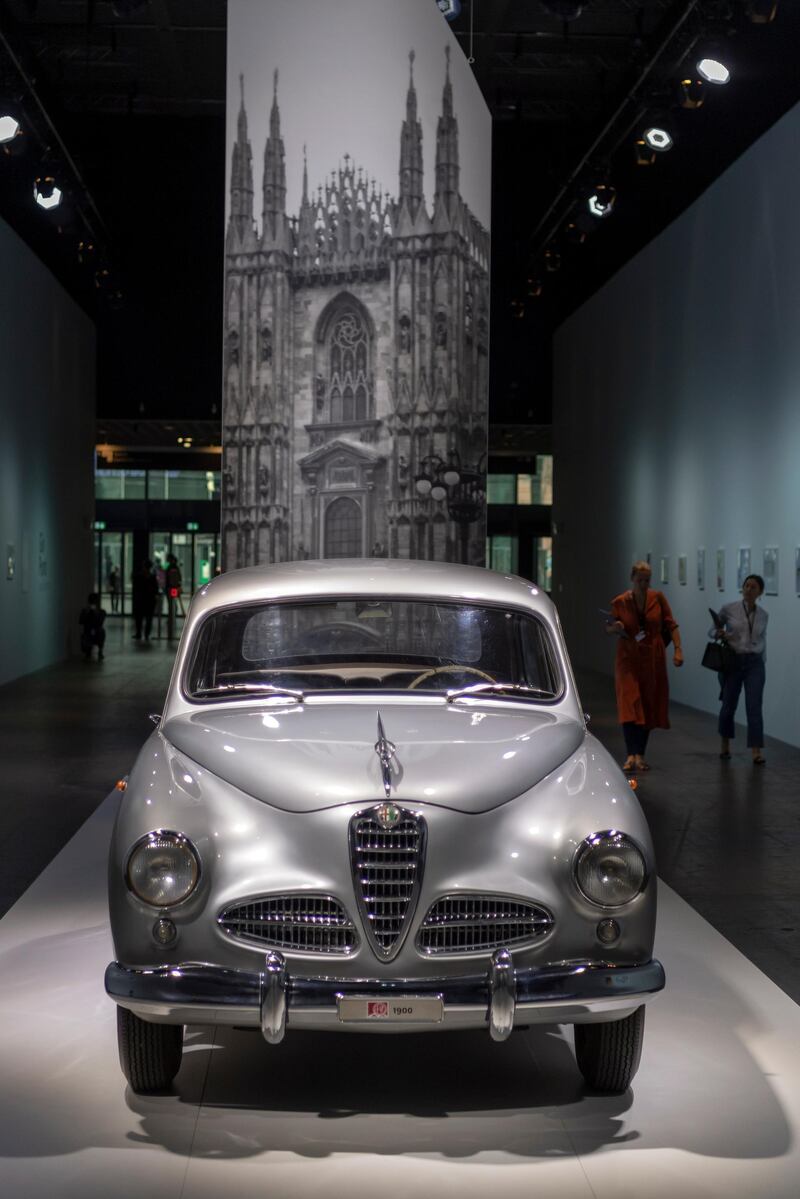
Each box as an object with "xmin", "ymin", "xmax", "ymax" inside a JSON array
[{"xmin": 324, "ymin": 496, "xmax": 363, "ymax": 558}]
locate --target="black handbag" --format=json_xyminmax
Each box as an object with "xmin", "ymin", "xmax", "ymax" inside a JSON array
[{"xmin": 701, "ymin": 640, "xmax": 737, "ymax": 673}]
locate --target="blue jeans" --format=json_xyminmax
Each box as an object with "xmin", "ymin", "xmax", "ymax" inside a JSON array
[{"xmin": 718, "ymin": 653, "xmax": 765, "ymax": 747}]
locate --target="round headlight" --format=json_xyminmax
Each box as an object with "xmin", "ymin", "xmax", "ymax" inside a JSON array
[
  {"xmin": 126, "ymin": 831, "xmax": 200, "ymax": 908},
  {"xmin": 575, "ymin": 831, "xmax": 646, "ymax": 908}
]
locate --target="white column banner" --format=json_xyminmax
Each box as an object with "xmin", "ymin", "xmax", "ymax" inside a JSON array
[{"xmin": 223, "ymin": 0, "xmax": 491, "ymax": 568}]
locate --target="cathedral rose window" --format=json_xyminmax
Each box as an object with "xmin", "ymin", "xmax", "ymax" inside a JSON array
[{"xmin": 324, "ymin": 307, "xmax": 371, "ymax": 423}]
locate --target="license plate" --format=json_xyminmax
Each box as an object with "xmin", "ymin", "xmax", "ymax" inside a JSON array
[{"xmin": 336, "ymin": 994, "xmax": 443, "ymax": 1024}]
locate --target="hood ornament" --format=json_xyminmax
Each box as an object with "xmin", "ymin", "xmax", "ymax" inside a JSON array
[{"xmin": 374, "ymin": 712, "xmax": 397, "ymax": 798}]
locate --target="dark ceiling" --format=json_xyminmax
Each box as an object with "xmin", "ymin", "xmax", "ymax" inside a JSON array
[{"xmin": 0, "ymin": 1, "xmax": 796, "ymax": 425}]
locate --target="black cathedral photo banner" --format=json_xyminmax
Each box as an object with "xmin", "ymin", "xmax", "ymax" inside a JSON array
[{"xmin": 223, "ymin": 0, "xmax": 491, "ymax": 568}]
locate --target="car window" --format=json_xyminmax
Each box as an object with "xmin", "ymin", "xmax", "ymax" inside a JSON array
[{"xmin": 186, "ymin": 598, "xmax": 562, "ymax": 700}]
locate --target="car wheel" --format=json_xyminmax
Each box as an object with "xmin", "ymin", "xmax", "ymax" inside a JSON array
[
  {"xmin": 573, "ymin": 1005, "xmax": 645, "ymax": 1093},
  {"xmin": 117, "ymin": 1006, "xmax": 183, "ymax": 1094}
]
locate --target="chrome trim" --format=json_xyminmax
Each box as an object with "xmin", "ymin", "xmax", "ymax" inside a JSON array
[
  {"xmin": 374, "ymin": 713, "xmax": 397, "ymax": 798},
  {"xmin": 349, "ymin": 804, "xmax": 427, "ymax": 962},
  {"xmin": 105, "ymin": 957, "xmax": 665, "ymax": 1016},
  {"xmin": 488, "ymin": 948, "xmax": 516, "ymax": 1041},
  {"xmin": 124, "ymin": 830, "xmax": 201, "ymax": 909},
  {"xmin": 217, "ymin": 892, "xmax": 358, "ymax": 954},
  {"xmin": 260, "ymin": 951, "xmax": 287, "ymax": 1044},
  {"xmin": 572, "ymin": 830, "xmax": 649, "ymax": 910},
  {"xmin": 416, "ymin": 892, "xmax": 554, "ymax": 955}
]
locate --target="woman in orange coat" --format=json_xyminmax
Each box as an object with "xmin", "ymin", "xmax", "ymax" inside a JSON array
[{"xmin": 607, "ymin": 561, "xmax": 683, "ymax": 772}]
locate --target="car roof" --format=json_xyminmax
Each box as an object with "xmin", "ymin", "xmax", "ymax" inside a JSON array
[{"xmin": 190, "ymin": 558, "xmax": 552, "ymax": 619}]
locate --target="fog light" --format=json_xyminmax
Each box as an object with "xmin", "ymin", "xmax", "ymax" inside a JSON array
[
  {"xmin": 597, "ymin": 918, "xmax": 621, "ymax": 944},
  {"xmin": 153, "ymin": 918, "xmax": 177, "ymax": 946}
]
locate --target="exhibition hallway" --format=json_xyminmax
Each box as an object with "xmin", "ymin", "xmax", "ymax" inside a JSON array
[{"xmin": 2, "ymin": 625, "xmax": 800, "ymax": 1197}]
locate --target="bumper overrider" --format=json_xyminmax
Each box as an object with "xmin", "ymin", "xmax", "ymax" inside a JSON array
[{"xmin": 105, "ymin": 951, "xmax": 665, "ymax": 1042}]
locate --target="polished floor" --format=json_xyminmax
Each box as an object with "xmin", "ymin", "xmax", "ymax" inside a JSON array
[
  {"xmin": 1, "ymin": 789, "xmax": 799, "ymax": 1198},
  {"xmin": 2, "ymin": 623, "xmax": 800, "ymax": 1196}
]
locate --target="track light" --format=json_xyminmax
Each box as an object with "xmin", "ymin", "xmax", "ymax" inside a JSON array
[
  {"xmin": 564, "ymin": 221, "xmax": 586, "ymax": 244},
  {"xmin": 643, "ymin": 124, "xmax": 673, "ymax": 153},
  {"xmin": 526, "ymin": 277, "xmax": 543, "ymax": 297},
  {"xmin": 678, "ymin": 77, "xmax": 705, "ymax": 109},
  {"xmin": 746, "ymin": 0, "xmax": 778, "ymax": 23},
  {"xmin": 33, "ymin": 174, "xmax": 62, "ymax": 210},
  {"xmin": 544, "ymin": 248, "xmax": 561, "ymax": 272},
  {"xmin": 0, "ymin": 112, "xmax": 24, "ymax": 157},
  {"xmin": 0, "ymin": 114, "xmax": 20, "ymax": 143},
  {"xmin": 634, "ymin": 138, "xmax": 656, "ymax": 167},
  {"xmin": 588, "ymin": 184, "xmax": 616, "ymax": 218},
  {"xmin": 696, "ymin": 56, "xmax": 731, "ymax": 85}
]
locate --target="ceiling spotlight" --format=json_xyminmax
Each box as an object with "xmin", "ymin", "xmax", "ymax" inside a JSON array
[
  {"xmin": 678, "ymin": 77, "xmax": 705, "ymax": 109},
  {"xmin": 643, "ymin": 125, "xmax": 673, "ymax": 152},
  {"xmin": 588, "ymin": 184, "xmax": 616, "ymax": 218},
  {"xmin": 564, "ymin": 221, "xmax": 586, "ymax": 244},
  {"xmin": 746, "ymin": 0, "xmax": 778, "ymax": 23},
  {"xmin": 0, "ymin": 114, "xmax": 21, "ymax": 144},
  {"xmin": 634, "ymin": 138, "xmax": 656, "ymax": 167},
  {"xmin": 77, "ymin": 239, "xmax": 96, "ymax": 264},
  {"xmin": 697, "ymin": 56, "xmax": 731, "ymax": 85},
  {"xmin": 544, "ymin": 248, "xmax": 561, "ymax": 272},
  {"xmin": 33, "ymin": 175, "xmax": 62, "ymax": 210},
  {"xmin": 526, "ymin": 276, "xmax": 543, "ymax": 297}
]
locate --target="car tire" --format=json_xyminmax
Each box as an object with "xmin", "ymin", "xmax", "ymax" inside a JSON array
[
  {"xmin": 573, "ymin": 1004, "xmax": 645, "ymax": 1093},
  {"xmin": 117, "ymin": 1006, "xmax": 183, "ymax": 1094}
]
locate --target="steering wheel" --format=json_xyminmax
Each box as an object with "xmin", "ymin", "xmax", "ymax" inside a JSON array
[{"xmin": 408, "ymin": 664, "xmax": 496, "ymax": 689}]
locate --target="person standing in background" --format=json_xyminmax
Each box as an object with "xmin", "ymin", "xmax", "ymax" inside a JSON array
[
  {"xmin": 606, "ymin": 560, "xmax": 683, "ymax": 772},
  {"xmin": 108, "ymin": 565, "xmax": 120, "ymax": 613},
  {"xmin": 132, "ymin": 559, "xmax": 159, "ymax": 641},
  {"xmin": 713, "ymin": 573, "xmax": 768, "ymax": 765}
]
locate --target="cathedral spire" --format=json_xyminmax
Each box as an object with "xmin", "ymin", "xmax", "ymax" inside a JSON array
[
  {"xmin": 263, "ymin": 68, "xmax": 287, "ymax": 242},
  {"xmin": 399, "ymin": 49, "xmax": 424, "ymax": 220},
  {"xmin": 435, "ymin": 45, "xmax": 460, "ymax": 217},
  {"xmin": 229, "ymin": 73, "xmax": 254, "ymax": 239}
]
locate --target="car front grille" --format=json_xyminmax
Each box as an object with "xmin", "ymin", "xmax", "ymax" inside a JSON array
[
  {"xmin": 417, "ymin": 894, "xmax": 554, "ymax": 955},
  {"xmin": 218, "ymin": 894, "xmax": 358, "ymax": 954},
  {"xmin": 349, "ymin": 808, "xmax": 426, "ymax": 960}
]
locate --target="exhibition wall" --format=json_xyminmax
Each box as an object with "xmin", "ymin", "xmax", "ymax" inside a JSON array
[
  {"xmin": 0, "ymin": 214, "xmax": 96, "ymax": 686},
  {"xmin": 553, "ymin": 98, "xmax": 800, "ymax": 748},
  {"xmin": 222, "ymin": 0, "xmax": 491, "ymax": 569}
]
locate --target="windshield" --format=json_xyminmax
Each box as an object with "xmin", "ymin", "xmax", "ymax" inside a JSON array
[{"xmin": 185, "ymin": 598, "xmax": 562, "ymax": 701}]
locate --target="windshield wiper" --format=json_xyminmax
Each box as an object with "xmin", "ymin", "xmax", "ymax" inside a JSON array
[
  {"xmin": 193, "ymin": 683, "xmax": 304, "ymax": 701},
  {"xmin": 446, "ymin": 682, "xmax": 555, "ymax": 703}
]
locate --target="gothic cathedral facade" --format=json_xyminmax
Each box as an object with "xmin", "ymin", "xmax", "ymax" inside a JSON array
[{"xmin": 223, "ymin": 50, "xmax": 489, "ymax": 568}]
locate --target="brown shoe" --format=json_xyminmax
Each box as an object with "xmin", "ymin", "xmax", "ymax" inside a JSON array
[
  {"xmin": 623, "ymin": 756, "xmax": 636, "ymax": 773},
  {"xmin": 635, "ymin": 755, "xmax": 650, "ymax": 772}
]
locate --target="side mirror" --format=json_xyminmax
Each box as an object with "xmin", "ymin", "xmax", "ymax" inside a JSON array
[{"xmin": 149, "ymin": 713, "xmax": 162, "ymax": 727}]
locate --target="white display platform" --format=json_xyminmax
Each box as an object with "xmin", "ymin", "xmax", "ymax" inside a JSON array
[{"xmin": 1, "ymin": 793, "xmax": 799, "ymax": 1199}]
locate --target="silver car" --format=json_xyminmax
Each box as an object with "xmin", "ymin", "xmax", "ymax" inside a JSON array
[{"xmin": 106, "ymin": 559, "xmax": 664, "ymax": 1095}]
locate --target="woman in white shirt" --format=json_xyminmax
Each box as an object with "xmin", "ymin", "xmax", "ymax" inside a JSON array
[{"xmin": 713, "ymin": 573, "xmax": 768, "ymax": 764}]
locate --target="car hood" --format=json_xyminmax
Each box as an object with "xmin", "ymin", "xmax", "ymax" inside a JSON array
[{"xmin": 161, "ymin": 702, "xmax": 585, "ymax": 814}]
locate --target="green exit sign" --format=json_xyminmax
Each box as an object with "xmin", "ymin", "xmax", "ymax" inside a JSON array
[{"xmin": 186, "ymin": 521, "xmax": 199, "ymax": 532}]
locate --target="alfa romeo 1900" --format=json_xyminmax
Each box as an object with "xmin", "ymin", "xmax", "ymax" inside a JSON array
[{"xmin": 105, "ymin": 558, "xmax": 664, "ymax": 1094}]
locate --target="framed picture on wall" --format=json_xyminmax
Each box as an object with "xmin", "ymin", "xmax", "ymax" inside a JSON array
[
  {"xmin": 716, "ymin": 548, "xmax": 725, "ymax": 592},
  {"xmin": 678, "ymin": 555, "xmax": 687, "ymax": 585},
  {"xmin": 697, "ymin": 547, "xmax": 706, "ymax": 590},
  {"xmin": 660, "ymin": 556, "xmax": 669, "ymax": 584},
  {"xmin": 763, "ymin": 546, "xmax": 779, "ymax": 595},
  {"xmin": 737, "ymin": 547, "xmax": 751, "ymax": 589}
]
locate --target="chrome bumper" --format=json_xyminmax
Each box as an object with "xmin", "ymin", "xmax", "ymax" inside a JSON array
[{"xmin": 106, "ymin": 953, "xmax": 665, "ymax": 1042}]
